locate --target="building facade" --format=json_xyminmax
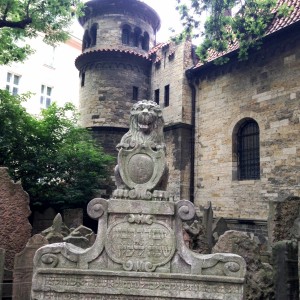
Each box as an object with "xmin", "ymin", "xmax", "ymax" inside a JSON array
[
  {"xmin": 76, "ymin": 0, "xmax": 300, "ymax": 237},
  {"xmin": 0, "ymin": 33, "xmax": 81, "ymax": 115}
]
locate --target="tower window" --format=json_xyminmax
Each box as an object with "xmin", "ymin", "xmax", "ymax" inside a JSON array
[
  {"xmin": 142, "ymin": 32, "xmax": 149, "ymax": 51},
  {"xmin": 237, "ymin": 120, "xmax": 260, "ymax": 180},
  {"xmin": 154, "ymin": 89, "xmax": 160, "ymax": 104},
  {"xmin": 122, "ymin": 25, "xmax": 131, "ymax": 45},
  {"xmin": 133, "ymin": 27, "xmax": 141, "ymax": 47},
  {"xmin": 90, "ymin": 23, "xmax": 99, "ymax": 47},
  {"xmin": 164, "ymin": 85, "xmax": 170, "ymax": 107},
  {"xmin": 133, "ymin": 86, "xmax": 139, "ymax": 101},
  {"xmin": 81, "ymin": 72, "xmax": 85, "ymax": 87},
  {"xmin": 83, "ymin": 30, "xmax": 91, "ymax": 50}
]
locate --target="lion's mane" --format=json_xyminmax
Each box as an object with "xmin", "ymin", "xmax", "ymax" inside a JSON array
[{"xmin": 118, "ymin": 100, "xmax": 165, "ymax": 150}]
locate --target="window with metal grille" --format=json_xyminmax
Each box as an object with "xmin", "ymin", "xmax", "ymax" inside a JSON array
[{"xmin": 237, "ymin": 120, "xmax": 260, "ymax": 180}]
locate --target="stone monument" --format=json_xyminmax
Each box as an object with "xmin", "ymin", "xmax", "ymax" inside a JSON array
[{"xmin": 31, "ymin": 100, "xmax": 246, "ymax": 299}]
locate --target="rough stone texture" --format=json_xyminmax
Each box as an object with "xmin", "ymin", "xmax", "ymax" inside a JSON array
[
  {"xmin": 31, "ymin": 100, "xmax": 246, "ymax": 299},
  {"xmin": 213, "ymin": 230, "xmax": 274, "ymax": 300},
  {"xmin": 272, "ymin": 240, "xmax": 298, "ymax": 300},
  {"xmin": 0, "ymin": 167, "xmax": 32, "ymax": 270},
  {"xmin": 194, "ymin": 28, "xmax": 300, "ymax": 228},
  {"xmin": 63, "ymin": 208, "xmax": 83, "ymax": 230},
  {"xmin": 12, "ymin": 235, "xmax": 48, "ymax": 300},
  {"xmin": 0, "ymin": 248, "xmax": 5, "ymax": 299},
  {"xmin": 268, "ymin": 196, "xmax": 300, "ymax": 245}
]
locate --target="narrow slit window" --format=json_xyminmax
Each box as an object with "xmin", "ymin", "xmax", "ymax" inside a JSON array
[
  {"xmin": 133, "ymin": 86, "xmax": 139, "ymax": 101},
  {"xmin": 154, "ymin": 89, "xmax": 160, "ymax": 104},
  {"xmin": 164, "ymin": 85, "xmax": 170, "ymax": 107}
]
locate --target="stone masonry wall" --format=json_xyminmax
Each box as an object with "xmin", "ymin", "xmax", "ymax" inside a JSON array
[
  {"xmin": 82, "ymin": 14, "xmax": 156, "ymax": 55},
  {"xmin": 79, "ymin": 54, "xmax": 151, "ymax": 128},
  {"xmin": 151, "ymin": 41, "xmax": 194, "ymax": 201},
  {"xmin": 194, "ymin": 29, "xmax": 300, "ymax": 221},
  {"xmin": 151, "ymin": 41, "xmax": 194, "ymax": 126}
]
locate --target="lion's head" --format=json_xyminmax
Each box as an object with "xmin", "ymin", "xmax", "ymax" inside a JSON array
[{"xmin": 119, "ymin": 100, "xmax": 165, "ymax": 149}]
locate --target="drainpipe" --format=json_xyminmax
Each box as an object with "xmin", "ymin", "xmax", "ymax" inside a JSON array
[{"xmin": 186, "ymin": 68, "xmax": 197, "ymax": 203}]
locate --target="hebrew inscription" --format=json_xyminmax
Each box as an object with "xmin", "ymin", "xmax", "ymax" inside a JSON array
[{"xmin": 105, "ymin": 215, "xmax": 175, "ymax": 271}]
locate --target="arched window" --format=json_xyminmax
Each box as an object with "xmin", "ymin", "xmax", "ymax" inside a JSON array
[
  {"xmin": 133, "ymin": 27, "xmax": 141, "ymax": 47},
  {"xmin": 236, "ymin": 119, "xmax": 260, "ymax": 180},
  {"xmin": 122, "ymin": 25, "xmax": 131, "ymax": 45},
  {"xmin": 82, "ymin": 30, "xmax": 91, "ymax": 51},
  {"xmin": 142, "ymin": 32, "xmax": 149, "ymax": 51},
  {"xmin": 90, "ymin": 23, "xmax": 99, "ymax": 47}
]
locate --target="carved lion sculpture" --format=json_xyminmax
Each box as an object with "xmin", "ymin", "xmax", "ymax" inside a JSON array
[
  {"xmin": 114, "ymin": 100, "xmax": 168, "ymax": 197},
  {"xmin": 117, "ymin": 100, "xmax": 166, "ymax": 151}
]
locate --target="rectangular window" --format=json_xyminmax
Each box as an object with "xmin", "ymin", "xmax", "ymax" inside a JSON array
[
  {"xmin": 40, "ymin": 85, "xmax": 53, "ymax": 108},
  {"xmin": 81, "ymin": 72, "xmax": 85, "ymax": 87},
  {"xmin": 133, "ymin": 86, "xmax": 139, "ymax": 101},
  {"xmin": 154, "ymin": 89, "xmax": 160, "ymax": 104},
  {"xmin": 6, "ymin": 72, "xmax": 21, "ymax": 95},
  {"xmin": 164, "ymin": 84, "xmax": 170, "ymax": 107}
]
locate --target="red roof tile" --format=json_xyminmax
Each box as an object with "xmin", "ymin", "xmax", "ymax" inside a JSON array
[{"xmin": 193, "ymin": 0, "xmax": 300, "ymax": 69}]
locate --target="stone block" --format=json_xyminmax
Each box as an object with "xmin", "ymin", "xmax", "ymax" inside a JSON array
[{"xmin": 0, "ymin": 168, "xmax": 31, "ymax": 270}]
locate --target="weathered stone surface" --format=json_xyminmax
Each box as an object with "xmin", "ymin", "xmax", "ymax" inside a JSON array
[
  {"xmin": 31, "ymin": 99, "xmax": 246, "ymax": 299},
  {"xmin": 0, "ymin": 248, "xmax": 5, "ymax": 299},
  {"xmin": 213, "ymin": 230, "xmax": 274, "ymax": 300},
  {"xmin": 63, "ymin": 208, "xmax": 83, "ymax": 230},
  {"xmin": 31, "ymin": 198, "xmax": 246, "ymax": 299},
  {"xmin": 12, "ymin": 235, "xmax": 48, "ymax": 300},
  {"xmin": 113, "ymin": 100, "xmax": 169, "ymax": 201},
  {"xmin": 0, "ymin": 167, "xmax": 31, "ymax": 270},
  {"xmin": 273, "ymin": 240, "xmax": 298, "ymax": 300}
]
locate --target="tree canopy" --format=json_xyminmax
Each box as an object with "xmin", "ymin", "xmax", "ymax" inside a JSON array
[
  {"xmin": 0, "ymin": 0, "xmax": 83, "ymax": 64},
  {"xmin": 0, "ymin": 90, "xmax": 114, "ymax": 209},
  {"xmin": 175, "ymin": 0, "xmax": 292, "ymax": 63}
]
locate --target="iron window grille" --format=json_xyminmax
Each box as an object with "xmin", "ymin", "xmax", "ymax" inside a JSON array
[{"xmin": 237, "ymin": 120, "xmax": 260, "ymax": 180}]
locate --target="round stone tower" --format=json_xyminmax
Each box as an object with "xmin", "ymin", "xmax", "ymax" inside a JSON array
[{"xmin": 75, "ymin": 0, "xmax": 161, "ymax": 154}]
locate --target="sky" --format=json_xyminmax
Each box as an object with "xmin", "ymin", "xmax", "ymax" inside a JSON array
[
  {"xmin": 142, "ymin": 0, "xmax": 183, "ymax": 42},
  {"xmin": 71, "ymin": 0, "xmax": 183, "ymax": 43}
]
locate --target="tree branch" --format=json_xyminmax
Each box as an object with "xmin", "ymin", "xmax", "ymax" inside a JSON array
[{"xmin": 0, "ymin": 18, "xmax": 32, "ymax": 29}]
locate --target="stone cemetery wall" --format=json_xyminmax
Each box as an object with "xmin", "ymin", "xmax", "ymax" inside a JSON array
[{"xmin": 0, "ymin": 167, "xmax": 32, "ymax": 270}]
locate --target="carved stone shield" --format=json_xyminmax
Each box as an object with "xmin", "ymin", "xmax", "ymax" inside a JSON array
[{"xmin": 118, "ymin": 145, "xmax": 166, "ymax": 192}]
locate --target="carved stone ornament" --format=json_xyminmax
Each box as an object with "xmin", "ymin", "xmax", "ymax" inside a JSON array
[
  {"xmin": 105, "ymin": 214, "xmax": 175, "ymax": 272},
  {"xmin": 31, "ymin": 100, "xmax": 246, "ymax": 300},
  {"xmin": 118, "ymin": 144, "xmax": 166, "ymax": 193},
  {"xmin": 114, "ymin": 100, "xmax": 168, "ymax": 201}
]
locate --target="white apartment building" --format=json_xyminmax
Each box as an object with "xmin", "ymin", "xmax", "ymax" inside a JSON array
[{"xmin": 0, "ymin": 31, "xmax": 82, "ymax": 115}]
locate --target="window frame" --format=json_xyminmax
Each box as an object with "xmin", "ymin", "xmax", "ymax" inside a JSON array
[
  {"xmin": 40, "ymin": 84, "xmax": 53, "ymax": 109},
  {"xmin": 6, "ymin": 72, "xmax": 21, "ymax": 96},
  {"xmin": 234, "ymin": 119, "xmax": 260, "ymax": 181}
]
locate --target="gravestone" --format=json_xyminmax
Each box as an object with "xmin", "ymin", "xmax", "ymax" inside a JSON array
[
  {"xmin": 12, "ymin": 235, "xmax": 48, "ymax": 300},
  {"xmin": 0, "ymin": 167, "xmax": 32, "ymax": 270},
  {"xmin": 31, "ymin": 100, "xmax": 246, "ymax": 299}
]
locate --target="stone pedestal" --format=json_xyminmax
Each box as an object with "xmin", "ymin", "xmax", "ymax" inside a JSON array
[
  {"xmin": 31, "ymin": 199, "xmax": 246, "ymax": 300},
  {"xmin": 31, "ymin": 100, "xmax": 246, "ymax": 299}
]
